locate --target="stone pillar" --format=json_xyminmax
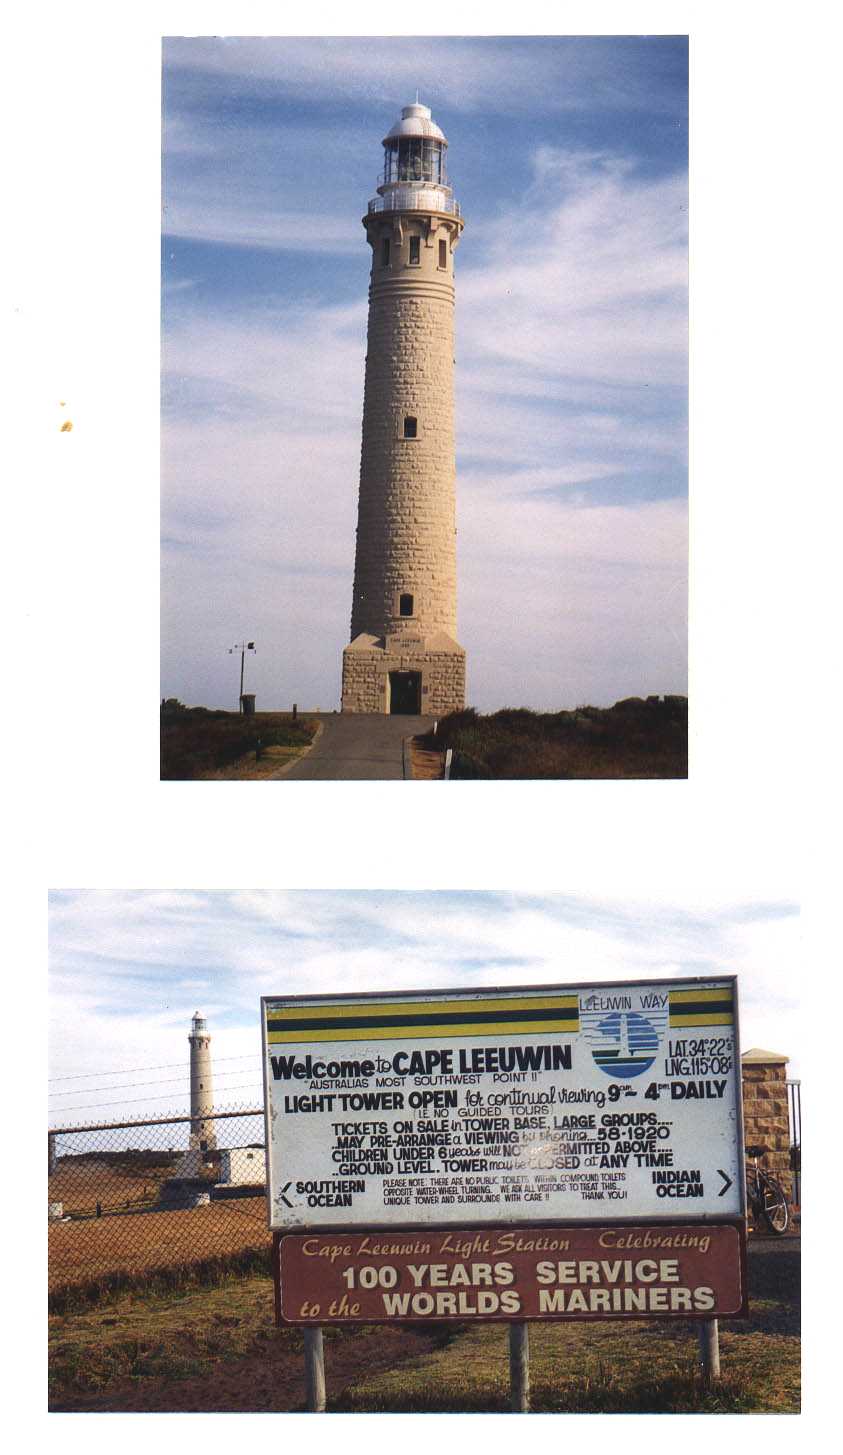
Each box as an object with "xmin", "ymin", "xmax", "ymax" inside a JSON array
[{"xmin": 740, "ymin": 1048, "xmax": 791, "ymax": 1193}]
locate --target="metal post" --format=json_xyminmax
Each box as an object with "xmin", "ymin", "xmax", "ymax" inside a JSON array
[
  {"xmin": 509, "ymin": 1322, "xmax": 530, "ymax": 1412},
  {"xmin": 304, "ymin": 1326, "xmax": 326, "ymax": 1411},
  {"xmin": 48, "ymin": 1133, "xmax": 57, "ymax": 1176},
  {"xmin": 698, "ymin": 1319, "xmax": 720, "ymax": 1385},
  {"xmin": 228, "ymin": 641, "xmax": 255, "ymax": 711}
]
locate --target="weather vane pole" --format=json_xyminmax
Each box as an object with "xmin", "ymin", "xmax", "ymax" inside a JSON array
[{"xmin": 228, "ymin": 640, "xmax": 256, "ymax": 711}]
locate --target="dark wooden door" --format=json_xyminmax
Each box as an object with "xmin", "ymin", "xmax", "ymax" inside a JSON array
[{"xmin": 389, "ymin": 671, "xmax": 421, "ymax": 714}]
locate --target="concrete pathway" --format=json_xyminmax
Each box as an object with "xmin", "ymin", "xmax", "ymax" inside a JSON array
[{"xmin": 274, "ymin": 714, "xmax": 434, "ymax": 781}]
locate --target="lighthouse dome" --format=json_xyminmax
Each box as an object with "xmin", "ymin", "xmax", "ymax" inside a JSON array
[{"xmin": 383, "ymin": 102, "xmax": 447, "ymax": 146}]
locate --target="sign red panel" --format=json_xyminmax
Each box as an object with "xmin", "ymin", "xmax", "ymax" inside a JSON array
[{"xmin": 276, "ymin": 1222, "xmax": 746, "ymax": 1324}]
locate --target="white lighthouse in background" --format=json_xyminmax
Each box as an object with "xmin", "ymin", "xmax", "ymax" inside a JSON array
[{"xmin": 188, "ymin": 1010, "xmax": 217, "ymax": 1150}]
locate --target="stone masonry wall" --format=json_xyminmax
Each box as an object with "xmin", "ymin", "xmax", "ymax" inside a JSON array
[
  {"xmin": 741, "ymin": 1058, "xmax": 792, "ymax": 1195},
  {"xmin": 342, "ymin": 643, "xmax": 465, "ymax": 717},
  {"xmin": 349, "ymin": 212, "xmax": 461, "ymax": 645}
]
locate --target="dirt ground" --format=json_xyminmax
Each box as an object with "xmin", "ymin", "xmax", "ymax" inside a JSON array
[
  {"xmin": 51, "ymin": 1324, "xmax": 446, "ymax": 1412},
  {"xmin": 49, "ymin": 1159, "xmax": 173, "ymax": 1217},
  {"xmin": 410, "ymin": 737, "xmax": 445, "ymax": 779}
]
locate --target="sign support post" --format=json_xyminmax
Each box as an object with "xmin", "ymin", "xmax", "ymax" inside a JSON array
[
  {"xmin": 697, "ymin": 1319, "xmax": 720, "ymax": 1386},
  {"xmin": 509, "ymin": 1323, "xmax": 530, "ymax": 1412},
  {"xmin": 304, "ymin": 1327, "xmax": 326, "ymax": 1411}
]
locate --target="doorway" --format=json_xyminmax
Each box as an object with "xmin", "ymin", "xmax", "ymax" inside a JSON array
[{"xmin": 388, "ymin": 671, "xmax": 421, "ymax": 714}]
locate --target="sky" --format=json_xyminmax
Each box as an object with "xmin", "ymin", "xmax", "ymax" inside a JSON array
[
  {"xmin": 48, "ymin": 888, "xmax": 800, "ymax": 1140},
  {"xmin": 161, "ymin": 36, "xmax": 688, "ymax": 712}
]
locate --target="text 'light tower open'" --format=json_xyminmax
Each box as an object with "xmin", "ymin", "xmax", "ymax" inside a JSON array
[{"xmin": 341, "ymin": 101, "xmax": 466, "ymax": 715}]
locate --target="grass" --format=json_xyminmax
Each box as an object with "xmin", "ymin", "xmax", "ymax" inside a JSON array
[
  {"xmin": 427, "ymin": 699, "xmax": 688, "ymax": 779},
  {"xmin": 160, "ymin": 702, "xmax": 318, "ymax": 780},
  {"xmin": 49, "ymin": 1244, "xmax": 272, "ymax": 1317},
  {"xmin": 49, "ymin": 1273, "xmax": 293, "ymax": 1398},
  {"xmin": 48, "ymin": 1244, "xmax": 799, "ymax": 1413},
  {"xmin": 334, "ymin": 1305, "xmax": 799, "ymax": 1414},
  {"xmin": 49, "ymin": 1198, "xmax": 272, "ymax": 1308},
  {"xmin": 49, "ymin": 1272, "xmax": 395, "ymax": 1408}
]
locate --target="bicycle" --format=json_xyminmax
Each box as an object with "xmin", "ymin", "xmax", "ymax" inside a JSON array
[{"xmin": 745, "ymin": 1144, "xmax": 789, "ymax": 1234}]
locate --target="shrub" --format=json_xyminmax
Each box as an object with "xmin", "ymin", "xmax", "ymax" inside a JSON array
[
  {"xmin": 449, "ymin": 751, "xmax": 492, "ymax": 780},
  {"xmin": 160, "ymin": 710, "xmax": 316, "ymax": 780},
  {"xmin": 431, "ymin": 698, "xmax": 687, "ymax": 779}
]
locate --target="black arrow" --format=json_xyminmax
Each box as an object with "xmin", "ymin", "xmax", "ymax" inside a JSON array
[
  {"xmin": 717, "ymin": 1169, "xmax": 733, "ymax": 1197},
  {"xmin": 278, "ymin": 1181, "xmax": 293, "ymax": 1208}
]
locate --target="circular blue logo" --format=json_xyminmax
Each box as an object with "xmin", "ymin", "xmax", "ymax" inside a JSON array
[{"xmin": 588, "ymin": 1010, "xmax": 660, "ymax": 1078}]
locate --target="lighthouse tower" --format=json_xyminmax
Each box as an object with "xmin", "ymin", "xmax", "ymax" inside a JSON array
[
  {"xmin": 188, "ymin": 1011, "xmax": 217, "ymax": 1151},
  {"xmin": 341, "ymin": 101, "xmax": 466, "ymax": 715}
]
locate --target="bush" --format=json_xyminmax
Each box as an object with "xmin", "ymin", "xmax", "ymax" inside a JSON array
[
  {"xmin": 431, "ymin": 699, "xmax": 687, "ymax": 779},
  {"xmin": 449, "ymin": 750, "xmax": 493, "ymax": 779},
  {"xmin": 160, "ymin": 710, "xmax": 316, "ymax": 780}
]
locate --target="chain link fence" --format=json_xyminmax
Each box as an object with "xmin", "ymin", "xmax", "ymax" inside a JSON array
[
  {"xmin": 787, "ymin": 1079, "xmax": 801, "ymax": 1208},
  {"xmin": 48, "ymin": 1104, "xmax": 271, "ymax": 1305}
]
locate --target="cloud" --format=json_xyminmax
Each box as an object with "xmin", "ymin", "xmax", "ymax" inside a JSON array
[
  {"xmin": 162, "ymin": 101, "xmax": 373, "ymax": 257},
  {"xmin": 163, "ymin": 36, "xmax": 687, "ymax": 119},
  {"xmin": 459, "ymin": 149, "xmax": 687, "ymax": 402},
  {"xmin": 163, "ymin": 202, "xmax": 358, "ymax": 254}
]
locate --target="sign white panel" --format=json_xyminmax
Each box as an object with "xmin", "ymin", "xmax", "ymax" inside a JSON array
[{"xmin": 261, "ymin": 979, "xmax": 743, "ymax": 1230}]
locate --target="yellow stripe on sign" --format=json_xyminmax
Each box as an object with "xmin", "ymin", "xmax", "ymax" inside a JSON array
[
  {"xmin": 269, "ymin": 994, "xmax": 579, "ymax": 1021},
  {"xmin": 668, "ymin": 1013, "xmax": 735, "ymax": 1028},
  {"xmin": 267, "ymin": 1016, "xmax": 581, "ymax": 1045},
  {"xmin": 265, "ymin": 993, "xmax": 581, "ymax": 1045},
  {"xmin": 669, "ymin": 987, "xmax": 733, "ymax": 1003}
]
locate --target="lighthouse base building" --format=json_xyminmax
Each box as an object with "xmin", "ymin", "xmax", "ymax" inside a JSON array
[
  {"xmin": 341, "ymin": 102, "xmax": 466, "ymax": 717},
  {"xmin": 342, "ymin": 632, "xmax": 465, "ymax": 716}
]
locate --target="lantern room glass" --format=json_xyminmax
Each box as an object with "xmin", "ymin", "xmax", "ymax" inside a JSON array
[{"xmin": 384, "ymin": 137, "xmax": 445, "ymax": 185}]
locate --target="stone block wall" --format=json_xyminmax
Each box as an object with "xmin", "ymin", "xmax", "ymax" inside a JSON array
[
  {"xmin": 741, "ymin": 1055, "xmax": 792, "ymax": 1195},
  {"xmin": 341, "ymin": 641, "xmax": 465, "ymax": 716},
  {"xmin": 349, "ymin": 213, "xmax": 461, "ymax": 646}
]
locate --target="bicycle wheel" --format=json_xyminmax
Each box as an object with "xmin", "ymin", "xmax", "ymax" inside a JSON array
[{"xmin": 761, "ymin": 1175, "xmax": 789, "ymax": 1234}]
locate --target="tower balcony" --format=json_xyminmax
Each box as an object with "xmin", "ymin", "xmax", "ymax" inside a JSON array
[{"xmin": 368, "ymin": 186, "xmax": 461, "ymax": 218}]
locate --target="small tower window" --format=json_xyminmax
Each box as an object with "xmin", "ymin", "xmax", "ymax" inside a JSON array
[
  {"xmin": 438, "ymin": 238, "xmax": 447, "ymax": 268},
  {"xmin": 403, "ymin": 415, "xmax": 417, "ymax": 439},
  {"xmin": 381, "ymin": 236, "xmax": 390, "ymax": 267},
  {"xmin": 399, "ymin": 593, "xmax": 414, "ymax": 617},
  {"xmin": 409, "ymin": 235, "xmax": 420, "ymax": 265}
]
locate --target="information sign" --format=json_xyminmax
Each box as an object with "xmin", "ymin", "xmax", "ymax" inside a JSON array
[
  {"xmin": 276, "ymin": 1222, "xmax": 746, "ymax": 1324},
  {"xmin": 261, "ymin": 978, "xmax": 744, "ymax": 1230}
]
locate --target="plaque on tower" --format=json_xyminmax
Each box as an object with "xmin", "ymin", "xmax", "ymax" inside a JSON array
[{"xmin": 341, "ymin": 103, "xmax": 466, "ymax": 717}]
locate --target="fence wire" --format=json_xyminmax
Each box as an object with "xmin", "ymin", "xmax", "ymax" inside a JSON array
[
  {"xmin": 787, "ymin": 1079, "xmax": 801, "ymax": 1207},
  {"xmin": 48, "ymin": 1104, "xmax": 270, "ymax": 1297}
]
